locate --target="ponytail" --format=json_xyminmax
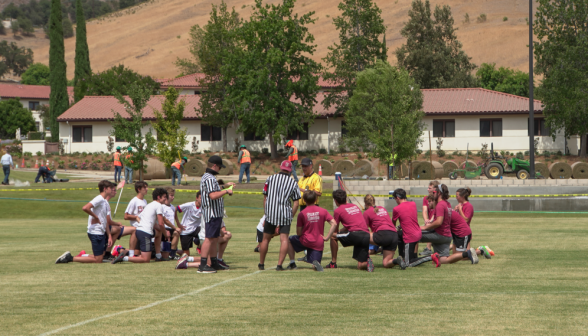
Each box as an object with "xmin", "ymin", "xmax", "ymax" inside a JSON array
[
  {"xmin": 440, "ymin": 184, "xmax": 450, "ymax": 200},
  {"xmin": 457, "ymin": 187, "xmax": 472, "ymax": 201},
  {"xmin": 364, "ymin": 194, "xmax": 376, "ymax": 210}
]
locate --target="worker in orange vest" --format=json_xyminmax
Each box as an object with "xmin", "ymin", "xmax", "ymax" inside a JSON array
[
  {"xmin": 113, "ymin": 146, "xmax": 123, "ymax": 183},
  {"xmin": 284, "ymin": 140, "xmax": 299, "ymax": 182},
  {"xmin": 237, "ymin": 144, "xmax": 251, "ymax": 183},
  {"xmin": 124, "ymin": 147, "xmax": 134, "ymax": 183},
  {"xmin": 171, "ymin": 156, "xmax": 188, "ymax": 186}
]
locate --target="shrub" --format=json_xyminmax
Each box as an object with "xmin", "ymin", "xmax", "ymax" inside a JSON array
[
  {"xmin": 45, "ymin": 153, "xmax": 53, "ymax": 158},
  {"xmin": 416, "ymin": 149, "xmax": 423, "ymax": 155},
  {"xmin": 80, "ymin": 162, "xmax": 89, "ymax": 170},
  {"xmin": 357, "ymin": 153, "xmax": 363, "ymax": 159},
  {"xmin": 503, "ymin": 16, "xmax": 508, "ymax": 21},
  {"xmin": 24, "ymin": 152, "xmax": 32, "ymax": 157},
  {"xmin": 310, "ymin": 150, "xmax": 318, "ymax": 156},
  {"xmin": 58, "ymin": 160, "xmax": 65, "ymax": 169},
  {"xmin": 464, "ymin": 13, "xmax": 470, "ymax": 24},
  {"xmin": 516, "ymin": 152, "xmax": 524, "ymax": 160},
  {"xmin": 68, "ymin": 161, "xmax": 77, "ymax": 169},
  {"xmin": 262, "ymin": 148, "xmax": 269, "ymax": 155},
  {"xmin": 36, "ymin": 151, "xmax": 43, "ymax": 156},
  {"xmin": 330, "ymin": 159, "xmax": 335, "ymax": 163},
  {"xmin": 437, "ymin": 150, "xmax": 445, "ymax": 157},
  {"xmin": 90, "ymin": 162, "xmax": 100, "ymax": 170},
  {"xmin": 264, "ymin": 160, "xmax": 271, "ymax": 166},
  {"xmin": 278, "ymin": 148, "xmax": 284, "ymax": 153},
  {"xmin": 81, "ymin": 152, "xmax": 88, "ymax": 157},
  {"xmin": 477, "ymin": 13, "xmax": 487, "ymax": 23},
  {"xmin": 557, "ymin": 150, "xmax": 563, "ymax": 156},
  {"xmin": 28, "ymin": 132, "xmax": 45, "ymax": 140},
  {"xmin": 524, "ymin": 151, "xmax": 530, "ymax": 155},
  {"xmin": 353, "ymin": 159, "xmax": 359, "ymax": 164},
  {"xmin": 319, "ymin": 148, "xmax": 327, "ymax": 154},
  {"xmin": 543, "ymin": 151, "xmax": 551, "ymax": 158},
  {"xmin": 102, "ymin": 163, "xmax": 112, "ymax": 171},
  {"xmin": 446, "ymin": 155, "xmax": 454, "ymax": 159}
]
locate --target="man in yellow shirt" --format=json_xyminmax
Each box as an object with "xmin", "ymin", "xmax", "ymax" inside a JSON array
[{"xmin": 297, "ymin": 158, "xmax": 322, "ymax": 211}]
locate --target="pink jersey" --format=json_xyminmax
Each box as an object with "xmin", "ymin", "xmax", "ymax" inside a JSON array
[
  {"xmin": 392, "ymin": 201, "xmax": 421, "ymax": 243},
  {"xmin": 434, "ymin": 200, "xmax": 452, "ymax": 237},
  {"xmin": 450, "ymin": 204, "xmax": 472, "ymax": 237},
  {"xmin": 363, "ymin": 206, "xmax": 396, "ymax": 233},
  {"xmin": 461, "ymin": 202, "xmax": 474, "ymax": 225},
  {"xmin": 334, "ymin": 203, "xmax": 369, "ymax": 233},
  {"xmin": 297, "ymin": 205, "xmax": 333, "ymax": 251}
]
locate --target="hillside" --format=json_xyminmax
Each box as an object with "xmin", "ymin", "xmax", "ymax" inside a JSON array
[{"xmin": 10, "ymin": 0, "xmax": 538, "ymax": 80}]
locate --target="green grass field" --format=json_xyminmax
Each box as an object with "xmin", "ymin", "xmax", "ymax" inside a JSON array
[{"xmin": 1, "ymin": 184, "xmax": 587, "ymax": 335}]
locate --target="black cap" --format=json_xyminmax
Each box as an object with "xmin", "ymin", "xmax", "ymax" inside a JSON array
[
  {"xmin": 300, "ymin": 158, "xmax": 313, "ymax": 166},
  {"xmin": 392, "ymin": 188, "xmax": 407, "ymax": 199},
  {"xmin": 208, "ymin": 155, "xmax": 226, "ymax": 168}
]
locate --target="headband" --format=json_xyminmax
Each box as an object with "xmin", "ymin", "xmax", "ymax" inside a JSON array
[{"xmin": 438, "ymin": 185, "xmax": 443, "ymax": 193}]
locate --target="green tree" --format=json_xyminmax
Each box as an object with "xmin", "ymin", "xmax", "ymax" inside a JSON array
[
  {"xmin": 174, "ymin": 27, "xmax": 203, "ymax": 75},
  {"xmin": 21, "ymin": 62, "xmax": 50, "ymax": 85},
  {"xmin": 225, "ymin": 0, "xmax": 321, "ymax": 159},
  {"xmin": 345, "ymin": 60, "xmax": 424, "ymax": 166},
  {"xmin": 76, "ymin": 64, "xmax": 160, "ymax": 97},
  {"xmin": 0, "ymin": 41, "xmax": 34, "ymax": 78},
  {"xmin": 11, "ymin": 20, "xmax": 20, "ymax": 37},
  {"xmin": 73, "ymin": 0, "xmax": 91, "ymax": 102},
  {"xmin": 476, "ymin": 63, "xmax": 530, "ymax": 97},
  {"xmin": 18, "ymin": 17, "xmax": 35, "ymax": 36},
  {"xmin": 109, "ymin": 82, "xmax": 157, "ymax": 181},
  {"xmin": 2, "ymin": 3, "xmax": 23, "ymax": 19},
  {"xmin": 48, "ymin": 0, "xmax": 69, "ymax": 142},
  {"xmin": 0, "ymin": 98, "xmax": 36, "ymax": 138},
  {"xmin": 62, "ymin": 17, "xmax": 74, "ymax": 38},
  {"xmin": 395, "ymin": 0, "xmax": 477, "ymax": 89},
  {"xmin": 151, "ymin": 87, "xmax": 188, "ymax": 167},
  {"xmin": 0, "ymin": 22, "xmax": 6, "ymax": 35},
  {"xmin": 322, "ymin": 0, "xmax": 386, "ymax": 116},
  {"xmin": 534, "ymin": 0, "xmax": 588, "ymax": 157},
  {"xmin": 193, "ymin": 1, "xmax": 241, "ymax": 152}
]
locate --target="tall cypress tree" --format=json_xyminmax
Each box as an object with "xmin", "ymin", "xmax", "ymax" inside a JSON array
[
  {"xmin": 48, "ymin": 0, "xmax": 69, "ymax": 141},
  {"xmin": 73, "ymin": 0, "xmax": 91, "ymax": 102}
]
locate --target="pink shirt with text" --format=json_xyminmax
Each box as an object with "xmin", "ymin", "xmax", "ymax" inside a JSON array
[
  {"xmin": 334, "ymin": 203, "xmax": 369, "ymax": 233},
  {"xmin": 363, "ymin": 206, "xmax": 396, "ymax": 233},
  {"xmin": 434, "ymin": 200, "xmax": 452, "ymax": 237},
  {"xmin": 392, "ymin": 201, "xmax": 421, "ymax": 243},
  {"xmin": 296, "ymin": 205, "xmax": 333, "ymax": 251}
]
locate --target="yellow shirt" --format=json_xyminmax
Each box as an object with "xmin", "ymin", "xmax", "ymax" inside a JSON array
[{"xmin": 298, "ymin": 172, "xmax": 323, "ymax": 206}]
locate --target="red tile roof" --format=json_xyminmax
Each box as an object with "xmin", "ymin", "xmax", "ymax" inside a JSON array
[
  {"xmin": 0, "ymin": 83, "xmax": 74, "ymax": 101},
  {"xmin": 160, "ymin": 74, "xmax": 206, "ymax": 88}
]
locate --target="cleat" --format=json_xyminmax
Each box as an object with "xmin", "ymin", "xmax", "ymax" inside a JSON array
[
  {"xmin": 297, "ymin": 255, "xmax": 307, "ymax": 262},
  {"xmin": 395, "ymin": 256, "xmax": 406, "ymax": 270},
  {"xmin": 76, "ymin": 250, "xmax": 86, "ymax": 257},
  {"xmin": 258, "ymin": 263, "xmax": 265, "ymax": 270},
  {"xmin": 55, "ymin": 251, "xmax": 73, "ymax": 264},
  {"xmin": 478, "ymin": 246, "xmax": 491, "ymax": 259},
  {"xmin": 367, "ymin": 257, "xmax": 374, "ymax": 272},
  {"xmin": 276, "ymin": 265, "xmax": 285, "ymax": 271},
  {"xmin": 111, "ymin": 253, "xmax": 125, "ymax": 264},
  {"xmin": 312, "ymin": 260, "xmax": 323, "ymax": 272},
  {"xmin": 286, "ymin": 262, "xmax": 298, "ymax": 270},
  {"xmin": 154, "ymin": 257, "xmax": 165, "ymax": 262},
  {"xmin": 254, "ymin": 246, "xmax": 260, "ymax": 253},
  {"xmin": 325, "ymin": 262, "xmax": 337, "ymax": 269},
  {"xmin": 431, "ymin": 253, "xmax": 440, "ymax": 268},
  {"xmin": 468, "ymin": 247, "xmax": 479, "ymax": 264},
  {"xmin": 197, "ymin": 264, "xmax": 217, "ymax": 273},
  {"xmin": 175, "ymin": 254, "xmax": 188, "ymax": 269},
  {"xmin": 211, "ymin": 261, "xmax": 229, "ymax": 271},
  {"xmin": 218, "ymin": 259, "xmax": 230, "ymax": 269},
  {"xmin": 419, "ymin": 248, "xmax": 432, "ymax": 256},
  {"xmin": 196, "ymin": 247, "xmax": 202, "ymax": 255}
]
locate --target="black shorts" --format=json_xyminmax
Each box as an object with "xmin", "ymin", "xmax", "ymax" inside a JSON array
[
  {"xmin": 336, "ymin": 231, "xmax": 370, "ymax": 263},
  {"xmin": 398, "ymin": 241, "xmax": 419, "ymax": 264},
  {"xmin": 263, "ymin": 221, "xmax": 290, "ymax": 235},
  {"xmin": 180, "ymin": 228, "xmax": 201, "ymax": 251},
  {"xmin": 205, "ymin": 217, "xmax": 223, "ymax": 238},
  {"xmin": 136, "ymin": 230, "xmax": 154, "ymax": 253},
  {"xmin": 452, "ymin": 234, "xmax": 472, "ymax": 252},
  {"xmin": 372, "ymin": 230, "xmax": 398, "ymax": 251},
  {"xmin": 256, "ymin": 229, "xmax": 263, "ymax": 243},
  {"xmin": 109, "ymin": 225, "xmax": 124, "ymax": 240},
  {"xmin": 87, "ymin": 233, "xmax": 107, "ymax": 256}
]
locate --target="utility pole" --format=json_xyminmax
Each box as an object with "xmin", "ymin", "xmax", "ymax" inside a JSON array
[{"xmin": 529, "ymin": 0, "xmax": 535, "ymax": 178}]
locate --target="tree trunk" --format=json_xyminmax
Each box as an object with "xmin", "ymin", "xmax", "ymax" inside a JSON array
[
  {"xmin": 139, "ymin": 159, "xmax": 144, "ymax": 181},
  {"xmin": 222, "ymin": 127, "xmax": 228, "ymax": 152},
  {"xmin": 581, "ymin": 134, "xmax": 587, "ymax": 158},
  {"xmin": 269, "ymin": 133, "xmax": 279, "ymax": 160}
]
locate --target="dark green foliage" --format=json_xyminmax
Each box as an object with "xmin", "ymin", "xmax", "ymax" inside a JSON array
[
  {"xmin": 0, "ymin": 41, "xmax": 34, "ymax": 78},
  {"xmin": 0, "ymin": 23, "xmax": 5, "ymax": 35},
  {"xmin": 322, "ymin": 0, "xmax": 386, "ymax": 117},
  {"xmin": 395, "ymin": 0, "xmax": 477, "ymax": 89},
  {"xmin": 2, "ymin": 3, "xmax": 23, "ymax": 19},
  {"xmin": 62, "ymin": 17, "xmax": 73, "ymax": 38},
  {"xmin": 151, "ymin": 87, "xmax": 188, "ymax": 168},
  {"xmin": 534, "ymin": 0, "xmax": 588, "ymax": 156},
  {"xmin": 73, "ymin": 0, "xmax": 91, "ymax": 102},
  {"xmin": 21, "ymin": 62, "xmax": 50, "ymax": 85},
  {"xmin": 48, "ymin": 0, "xmax": 69, "ymax": 142},
  {"xmin": 28, "ymin": 132, "xmax": 45, "ymax": 140},
  {"xmin": 476, "ymin": 63, "xmax": 530, "ymax": 97},
  {"xmin": 0, "ymin": 98, "xmax": 36, "ymax": 138},
  {"xmin": 225, "ymin": 0, "xmax": 321, "ymax": 159},
  {"xmin": 119, "ymin": 0, "xmax": 135, "ymax": 9},
  {"xmin": 76, "ymin": 64, "xmax": 160, "ymax": 97},
  {"xmin": 17, "ymin": 17, "xmax": 35, "ymax": 36}
]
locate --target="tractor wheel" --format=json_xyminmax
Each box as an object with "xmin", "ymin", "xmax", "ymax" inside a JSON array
[
  {"xmin": 517, "ymin": 170, "xmax": 529, "ymax": 180},
  {"xmin": 485, "ymin": 163, "xmax": 503, "ymax": 179},
  {"xmin": 449, "ymin": 172, "xmax": 458, "ymax": 180}
]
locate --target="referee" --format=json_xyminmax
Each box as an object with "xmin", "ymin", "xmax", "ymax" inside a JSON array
[
  {"xmin": 259, "ymin": 160, "xmax": 301, "ymax": 271},
  {"xmin": 298, "ymin": 158, "xmax": 322, "ymax": 211}
]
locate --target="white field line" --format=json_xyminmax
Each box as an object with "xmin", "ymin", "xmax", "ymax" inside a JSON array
[{"xmin": 38, "ymin": 269, "xmax": 265, "ymax": 336}]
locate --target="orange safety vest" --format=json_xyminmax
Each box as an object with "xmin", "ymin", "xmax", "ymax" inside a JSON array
[
  {"xmin": 241, "ymin": 149, "xmax": 251, "ymax": 164},
  {"xmin": 171, "ymin": 161, "xmax": 181, "ymax": 169},
  {"xmin": 125, "ymin": 154, "xmax": 134, "ymax": 164},
  {"xmin": 288, "ymin": 145, "xmax": 298, "ymax": 161},
  {"xmin": 114, "ymin": 152, "xmax": 122, "ymax": 166}
]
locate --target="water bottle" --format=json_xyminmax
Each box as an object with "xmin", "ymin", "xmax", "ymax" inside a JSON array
[{"xmin": 335, "ymin": 172, "xmax": 342, "ymax": 190}]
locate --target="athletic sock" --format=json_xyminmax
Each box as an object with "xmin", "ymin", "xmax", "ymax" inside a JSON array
[
  {"xmin": 123, "ymin": 256, "xmax": 129, "ymax": 261},
  {"xmin": 81, "ymin": 254, "xmax": 89, "ymax": 257},
  {"xmin": 171, "ymin": 249, "xmax": 177, "ymax": 258},
  {"xmin": 290, "ymin": 260, "xmax": 295, "ymax": 264},
  {"xmin": 462, "ymin": 252, "xmax": 469, "ymax": 258},
  {"xmin": 188, "ymin": 257, "xmax": 195, "ymax": 262},
  {"xmin": 218, "ymin": 258, "xmax": 223, "ymax": 262},
  {"xmin": 211, "ymin": 257, "xmax": 218, "ymax": 265},
  {"xmin": 201, "ymin": 257, "xmax": 208, "ymax": 266},
  {"xmin": 156, "ymin": 253, "xmax": 162, "ymax": 259},
  {"xmin": 129, "ymin": 250, "xmax": 135, "ymax": 257}
]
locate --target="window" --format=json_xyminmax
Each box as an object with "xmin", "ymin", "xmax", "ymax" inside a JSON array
[
  {"xmin": 480, "ymin": 119, "xmax": 502, "ymax": 137},
  {"xmin": 194, "ymin": 91, "xmax": 201, "ymax": 95},
  {"xmin": 529, "ymin": 118, "xmax": 551, "ymax": 136},
  {"xmin": 341, "ymin": 121, "xmax": 348, "ymax": 136},
  {"xmin": 433, "ymin": 120, "xmax": 455, "ymax": 137},
  {"xmin": 115, "ymin": 135, "xmax": 126, "ymax": 142},
  {"xmin": 72, "ymin": 126, "xmax": 92, "ymax": 143},
  {"xmin": 29, "ymin": 101, "xmax": 40, "ymax": 110},
  {"xmin": 35, "ymin": 122, "xmax": 40, "ymax": 132},
  {"xmin": 201, "ymin": 124, "xmax": 222, "ymax": 141},
  {"xmin": 244, "ymin": 132, "xmax": 265, "ymax": 141},
  {"xmin": 287, "ymin": 123, "xmax": 309, "ymax": 141}
]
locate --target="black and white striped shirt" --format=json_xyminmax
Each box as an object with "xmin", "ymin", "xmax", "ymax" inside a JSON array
[
  {"xmin": 263, "ymin": 172, "xmax": 301, "ymax": 226},
  {"xmin": 200, "ymin": 172, "xmax": 224, "ymax": 223}
]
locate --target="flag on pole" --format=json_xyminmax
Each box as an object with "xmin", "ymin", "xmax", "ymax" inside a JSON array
[{"xmin": 117, "ymin": 181, "xmax": 125, "ymax": 190}]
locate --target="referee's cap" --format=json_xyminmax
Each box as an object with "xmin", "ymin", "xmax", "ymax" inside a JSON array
[
  {"xmin": 208, "ymin": 155, "xmax": 226, "ymax": 168},
  {"xmin": 280, "ymin": 160, "xmax": 292, "ymax": 172}
]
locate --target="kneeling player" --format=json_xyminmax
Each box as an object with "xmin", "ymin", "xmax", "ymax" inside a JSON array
[
  {"xmin": 161, "ymin": 187, "xmax": 181, "ymax": 260},
  {"xmin": 287, "ymin": 191, "xmax": 337, "ymax": 272},
  {"xmin": 329, "ymin": 189, "xmax": 373, "ymax": 272},
  {"xmin": 177, "ymin": 219, "xmax": 231, "ymax": 269},
  {"xmin": 363, "ymin": 194, "xmax": 398, "ymax": 268}
]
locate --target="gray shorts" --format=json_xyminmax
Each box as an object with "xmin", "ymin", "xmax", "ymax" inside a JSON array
[{"xmin": 420, "ymin": 231, "xmax": 452, "ymax": 257}]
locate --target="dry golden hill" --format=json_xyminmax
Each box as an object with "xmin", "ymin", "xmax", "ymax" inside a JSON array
[{"xmin": 13, "ymin": 0, "xmax": 538, "ymax": 80}]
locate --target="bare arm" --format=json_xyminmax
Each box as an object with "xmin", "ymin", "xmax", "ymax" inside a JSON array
[
  {"xmin": 105, "ymin": 218, "xmax": 113, "ymax": 248},
  {"xmin": 156, "ymin": 214, "xmax": 165, "ymax": 232},
  {"xmin": 422, "ymin": 216, "xmax": 443, "ymax": 231},
  {"xmin": 163, "ymin": 217, "xmax": 175, "ymax": 229},
  {"xmin": 209, "ymin": 189, "xmax": 231, "ymax": 200},
  {"xmin": 83, "ymin": 202, "xmax": 99, "ymax": 221},
  {"xmin": 323, "ymin": 219, "xmax": 338, "ymax": 241},
  {"xmin": 124, "ymin": 213, "xmax": 138, "ymax": 221},
  {"xmin": 296, "ymin": 225, "xmax": 303, "ymax": 236},
  {"xmin": 107, "ymin": 214, "xmax": 121, "ymax": 227},
  {"xmin": 291, "ymin": 200, "xmax": 299, "ymax": 217},
  {"xmin": 456, "ymin": 205, "xmax": 469, "ymax": 221},
  {"xmin": 422, "ymin": 206, "xmax": 429, "ymax": 222}
]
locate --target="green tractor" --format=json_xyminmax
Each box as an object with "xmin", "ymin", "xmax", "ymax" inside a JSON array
[{"xmin": 484, "ymin": 143, "xmax": 541, "ymax": 179}]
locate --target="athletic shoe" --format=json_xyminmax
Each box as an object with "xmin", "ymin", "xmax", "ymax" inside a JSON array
[
  {"xmin": 367, "ymin": 257, "xmax": 374, "ymax": 272},
  {"xmin": 212, "ymin": 261, "xmax": 229, "ymax": 271},
  {"xmin": 419, "ymin": 248, "xmax": 432, "ymax": 256},
  {"xmin": 395, "ymin": 256, "xmax": 407, "ymax": 270},
  {"xmin": 325, "ymin": 262, "xmax": 337, "ymax": 269},
  {"xmin": 297, "ymin": 255, "xmax": 307, "ymax": 262},
  {"xmin": 154, "ymin": 257, "xmax": 165, "ymax": 262},
  {"xmin": 197, "ymin": 264, "xmax": 217, "ymax": 273},
  {"xmin": 276, "ymin": 265, "xmax": 285, "ymax": 271},
  {"xmin": 258, "ymin": 263, "xmax": 265, "ymax": 270},
  {"xmin": 286, "ymin": 262, "xmax": 298, "ymax": 270},
  {"xmin": 486, "ymin": 246, "xmax": 495, "ymax": 256},
  {"xmin": 431, "ymin": 253, "xmax": 440, "ymax": 268},
  {"xmin": 218, "ymin": 259, "xmax": 230, "ymax": 269},
  {"xmin": 76, "ymin": 250, "xmax": 86, "ymax": 257},
  {"xmin": 174, "ymin": 255, "xmax": 181, "ymax": 260},
  {"xmin": 254, "ymin": 246, "xmax": 260, "ymax": 253},
  {"xmin": 478, "ymin": 246, "xmax": 491, "ymax": 259},
  {"xmin": 55, "ymin": 251, "xmax": 73, "ymax": 264},
  {"xmin": 312, "ymin": 260, "xmax": 324, "ymax": 272},
  {"xmin": 111, "ymin": 253, "xmax": 125, "ymax": 264},
  {"xmin": 196, "ymin": 247, "xmax": 202, "ymax": 255},
  {"xmin": 175, "ymin": 254, "xmax": 188, "ymax": 269},
  {"xmin": 468, "ymin": 247, "xmax": 479, "ymax": 264}
]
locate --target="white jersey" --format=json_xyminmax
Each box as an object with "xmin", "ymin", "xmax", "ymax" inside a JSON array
[
  {"xmin": 162, "ymin": 204, "xmax": 176, "ymax": 228},
  {"xmin": 177, "ymin": 202, "xmax": 202, "ymax": 235},
  {"xmin": 256, "ymin": 215, "xmax": 266, "ymax": 232},
  {"xmin": 125, "ymin": 196, "xmax": 147, "ymax": 227},
  {"xmin": 136, "ymin": 201, "xmax": 163, "ymax": 235},
  {"xmin": 87, "ymin": 195, "xmax": 109, "ymax": 235},
  {"xmin": 199, "ymin": 220, "xmax": 226, "ymax": 241}
]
